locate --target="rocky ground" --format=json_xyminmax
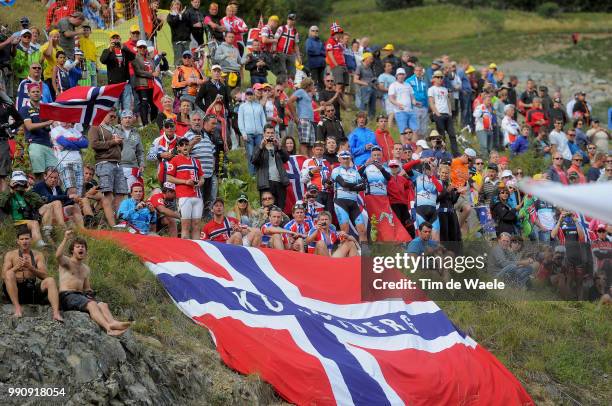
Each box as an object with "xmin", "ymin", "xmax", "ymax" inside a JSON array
[
  {"xmin": 499, "ymin": 59, "xmax": 610, "ymax": 106},
  {"xmin": 0, "ymin": 305, "xmax": 274, "ymax": 406}
]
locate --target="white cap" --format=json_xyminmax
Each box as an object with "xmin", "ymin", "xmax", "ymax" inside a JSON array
[
  {"xmin": 464, "ymin": 148, "xmax": 477, "ymax": 158},
  {"xmin": 210, "ymin": 64, "xmax": 222, "ymax": 71},
  {"xmin": 21, "ymin": 29, "xmax": 32, "ymax": 36},
  {"xmin": 501, "ymin": 169, "xmax": 513, "ymax": 178},
  {"xmin": 416, "ymin": 140, "xmax": 430, "ymax": 149},
  {"xmin": 10, "ymin": 170, "xmax": 28, "ymax": 183},
  {"xmin": 136, "ymin": 39, "xmax": 148, "ymax": 48},
  {"xmin": 388, "ymin": 159, "xmax": 400, "ymax": 167},
  {"xmin": 162, "ymin": 182, "xmax": 176, "ymax": 190},
  {"xmin": 396, "ymin": 68, "xmax": 406, "ymax": 76}
]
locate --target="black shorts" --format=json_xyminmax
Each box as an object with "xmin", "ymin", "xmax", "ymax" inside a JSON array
[
  {"xmin": 2, "ymin": 279, "xmax": 46, "ymax": 305},
  {"xmin": 59, "ymin": 291, "xmax": 94, "ymax": 312}
]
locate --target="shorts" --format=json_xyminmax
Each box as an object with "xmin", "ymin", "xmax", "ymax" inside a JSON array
[
  {"xmin": 298, "ymin": 119, "xmax": 315, "ymax": 146},
  {"xmin": 95, "ymin": 162, "xmax": 129, "ymax": 194},
  {"xmin": 178, "ymin": 197, "xmax": 204, "ymax": 220},
  {"xmin": 331, "ymin": 65, "xmax": 349, "ymax": 86},
  {"xmin": 334, "ymin": 198, "xmax": 365, "ymax": 227},
  {"xmin": 122, "ymin": 167, "xmax": 141, "ymax": 190},
  {"xmin": 415, "ymin": 205, "xmax": 440, "ymax": 231},
  {"xmin": 0, "ymin": 139, "xmax": 11, "ymax": 177},
  {"xmin": 58, "ymin": 162, "xmax": 83, "ymax": 194},
  {"xmin": 59, "ymin": 290, "xmax": 93, "ymax": 312},
  {"xmin": 2, "ymin": 279, "xmax": 46, "ymax": 305},
  {"xmin": 28, "ymin": 143, "xmax": 58, "ymax": 174}
]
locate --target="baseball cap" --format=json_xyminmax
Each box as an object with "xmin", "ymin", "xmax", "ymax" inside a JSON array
[
  {"xmin": 432, "ymin": 60, "xmax": 443, "ymax": 66},
  {"xmin": 307, "ymin": 184, "xmax": 320, "ymax": 193},
  {"xmin": 382, "ymin": 43, "xmax": 394, "ymax": 51},
  {"xmin": 553, "ymin": 97, "xmax": 561, "ymax": 103},
  {"xmin": 362, "ymin": 52, "xmax": 373, "ymax": 61},
  {"xmin": 163, "ymin": 118, "xmax": 176, "ymax": 128},
  {"xmin": 396, "ymin": 67, "xmax": 406, "ymax": 76},
  {"xmin": 120, "ymin": 110, "xmax": 133, "ymax": 118},
  {"xmin": 245, "ymin": 88, "xmax": 254, "ymax": 95},
  {"xmin": 253, "ymin": 83, "xmax": 264, "ymax": 91},
  {"xmin": 162, "ymin": 182, "xmax": 176, "ymax": 191},
  {"xmin": 269, "ymin": 15, "xmax": 279, "ymax": 22},
  {"xmin": 262, "ymin": 83, "xmax": 272, "ymax": 89},
  {"xmin": 416, "ymin": 140, "xmax": 430, "ymax": 150},
  {"xmin": 74, "ymin": 48, "xmax": 84, "ymax": 56},
  {"xmin": 489, "ymin": 63, "xmax": 497, "ymax": 69},
  {"xmin": 487, "ymin": 163, "xmax": 499, "ymax": 171},
  {"xmin": 465, "ymin": 65, "xmax": 476, "ymax": 74},
  {"xmin": 182, "ymin": 50, "xmax": 193, "ymax": 57},
  {"xmin": 499, "ymin": 156, "xmax": 509, "ymax": 164},
  {"xmin": 501, "ymin": 169, "xmax": 513, "ymax": 178},
  {"xmin": 20, "ymin": 29, "xmax": 32, "ymax": 36},
  {"xmin": 136, "ymin": 40, "xmax": 148, "ymax": 48},
  {"xmin": 310, "ymin": 25, "xmax": 319, "ymax": 31},
  {"xmin": 371, "ymin": 145, "xmax": 382, "ymax": 152},
  {"xmin": 433, "ymin": 70, "xmax": 444, "ymax": 78},
  {"xmin": 10, "ymin": 171, "xmax": 28, "ymax": 184},
  {"xmin": 402, "ymin": 144, "xmax": 413, "ymax": 151},
  {"xmin": 237, "ymin": 194, "xmax": 248, "ymax": 202},
  {"xmin": 210, "ymin": 64, "xmax": 222, "ymax": 71},
  {"xmin": 287, "ymin": 13, "xmax": 297, "ymax": 20},
  {"xmin": 464, "ymin": 148, "xmax": 477, "ymax": 158},
  {"xmin": 130, "ymin": 24, "xmax": 140, "ymax": 33},
  {"xmin": 177, "ymin": 137, "xmax": 190, "ymax": 146},
  {"xmin": 109, "ymin": 31, "xmax": 120, "ymax": 39},
  {"xmin": 421, "ymin": 150, "xmax": 435, "ymax": 159},
  {"xmin": 338, "ymin": 150, "xmax": 352, "ymax": 159},
  {"xmin": 388, "ymin": 160, "xmax": 400, "ymax": 167},
  {"xmin": 82, "ymin": 21, "xmax": 91, "ymax": 29}
]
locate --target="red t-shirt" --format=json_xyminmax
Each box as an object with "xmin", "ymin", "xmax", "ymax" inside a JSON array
[
  {"xmin": 201, "ymin": 216, "xmax": 239, "ymax": 242},
  {"xmin": 325, "ymin": 37, "xmax": 345, "ymax": 68},
  {"xmin": 167, "ymin": 155, "xmax": 203, "ymax": 198},
  {"xmin": 147, "ymin": 192, "xmax": 166, "ymax": 209}
]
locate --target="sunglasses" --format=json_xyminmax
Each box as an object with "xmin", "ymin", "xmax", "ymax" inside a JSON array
[
  {"xmin": 588, "ymin": 147, "xmax": 596, "ymax": 150},
  {"xmin": 475, "ymin": 162, "xmax": 484, "ymax": 165},
  {"xmin": 183, "ymin": 55, "xmax": 192, "ymax": 59},
  {"xmin": 516, "ymin": 171, "xmax": 523, "ymax": 175},
  {"xmin": 553, "ymin": 157, "xmax": 563, "ymax": 160},
  {"xmin": 325, "ymin": 80, "xmax": 334, "ymax": 83},
  {"xmin": 573, "ymin": 159, "xmax": 583, "ymax": 162},
  {"xmin": 22, "ymin": 34, "xmax": 32, "ymax": 38},
  {"xmin": 262, "ymin": 196, "xmax": 274, "ymax": 201},
  {"xmin": 31, "ymin": 66, "xmax": 42, "ymax": 70}
]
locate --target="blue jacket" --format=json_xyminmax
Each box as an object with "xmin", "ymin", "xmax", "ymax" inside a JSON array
[
  {"xmin": 306, "ymin": 37, "xmax": 326, "ymax": 69},
  {"xmin": 32, "ymin": 181, "xmax": 73, "ymax": 205},
  {"xmin": 568, "ymin": 140, "xmax": 589, "ymax": 163},
  {"xmin": 407, "ymin": 74, "xmax": 428, "ymax": 108},
  {"xmin": 56, "ymin": 134, "xmax": 89, "ymax": 151},
  {"xmin": 457, "ymin": 68, "xmax": 471, "ymax": 92},
  {"xmin": 510, "ymin": 135, "xmax": 529, "ymax": 155},
  {"xmin": 348, "ymin": 127, "xmax": 378, "ymax": 166},
  {"xmin": 117, "ymin": 198, "xmax": 157, "ymax": 234}
]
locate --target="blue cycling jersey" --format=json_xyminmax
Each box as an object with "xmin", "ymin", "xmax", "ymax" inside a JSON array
[
  {"xmin": 332, "ymin": 165, "xmax": 362, "ymax": 201},
  {"xmin": 410, "ymin": 171, "xmax": 439, "ymax": 207},
  {"xmin": 363, "ymin": 164, "xmax": 387, "ymax": 196}
]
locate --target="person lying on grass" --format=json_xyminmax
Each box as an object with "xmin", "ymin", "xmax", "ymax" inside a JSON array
[{"xmin": 56, "ymin": 230, "xmax": 131, "ymax": 336}]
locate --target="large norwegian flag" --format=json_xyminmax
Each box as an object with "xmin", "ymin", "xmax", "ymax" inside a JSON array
[
  {"xmin": 283, "ymin": 154, "xmax": 307, "ymax": 215},
  {"xmin": 97, "ymin": 231, "xmax": 534, "ymax": 405},
  {"xmin": 40, "ymin": 83, "xmax": 126, "ymax": 126}
]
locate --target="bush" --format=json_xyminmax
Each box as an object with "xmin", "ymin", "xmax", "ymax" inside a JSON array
[
  {"xmin": 536, "ymin": 2, "xmax": 561, "ymax": 18},
  {"xmin": 375, "ymin": 0, "xmax": 424, "ymax": 11}
]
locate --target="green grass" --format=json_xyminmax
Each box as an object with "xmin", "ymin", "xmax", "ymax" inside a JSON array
[
  {"xmin": 326, "ymin": 2, "xmax": 612, "ymax": 63},
  {"xmin": 1, "ymin": 1, "xmax": 46, "ymax": 31},
  {"xmin": 537, "ymin": 36, "xmax": 612, "ymax": 79}
]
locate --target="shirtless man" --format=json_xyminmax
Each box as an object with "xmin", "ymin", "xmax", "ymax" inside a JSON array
[
  {"xmin": 56, "ymin": 230, "xmax": 131, "ymax": 336},
  {"xmin": 2, "ymin": 227, "xmax": 62, "ymax": 320}
]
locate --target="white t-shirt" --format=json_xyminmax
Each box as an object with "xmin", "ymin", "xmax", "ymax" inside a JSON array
[
  {"xmin": 388, "ymin": 81, "xmax": 414, "ymax": 113},
  {"xmin": 427, "ymin": 85, "xmax": 450, "ymax": 115},
  {"xmin": 50, "ymin": 126, "xmax": 84, "ymax": 164},
  {"xmin": 549, "ymin": 130, "xmax": 572, "ymax": 160}
]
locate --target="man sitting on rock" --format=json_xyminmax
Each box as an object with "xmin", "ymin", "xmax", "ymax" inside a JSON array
[
  {"xmin": 56, "ymin": 230, "xmax": 131, "ymax": 336},
  {"xmin": 2, "ymin": 226, "xmax": 62, "ymax": 320}
]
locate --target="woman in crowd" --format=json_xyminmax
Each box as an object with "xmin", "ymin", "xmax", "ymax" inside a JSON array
[
  {"xmin": 437, "ymin": 164, "xmax": 462, "ymax": 242},
  {"xmin": 228, "ymin": 194, "xmax": 256, "ymax": 227},
  {"xmin": 281, "ymin": 135, "xmax": 297, "ymax": 155},
  {"xmin": 156, "ymin": 95, "xmax": 177, "ymax": 130},
  {"xmin": 132, "ymin": 41, "xmax": 159, "ymax": 125},
  {"xmin": 175, "ymin": 98, "xmax": 192, "ymax": 136},
  {"xmin": 490, "ymin": 184, "xmax": 518, "ymax": 236}
]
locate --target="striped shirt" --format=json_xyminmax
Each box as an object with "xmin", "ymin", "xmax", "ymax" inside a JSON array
[{"xmin": 184, "ymin": 129, "xmax": 215, "ymax": 178}]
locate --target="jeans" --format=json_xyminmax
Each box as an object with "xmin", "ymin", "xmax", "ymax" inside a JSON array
[
  {"xmin": 250, "ymin": 75, "xmax": 267, "ymax": 85},
  {"xmin": 117, "ymin": 82, "xmax": 133, "ymax": 112},
  {"xmin": 496, "ymin": 264, "xmax": 533, "ymax": 286},
  {"xmin": 460, "ymin": 90, "xmax": 472, "ymax": 130},
  {"xmin": 476, "ymin": 130, "xmax": 491, "ymax": 155},
  {"xmin": 395, "ymin": 111, "xmax": 418, "ymax": 134},
  {"xmin": 358, "ymin": 86, "xmax": 377, "ymax": 119},
  {"xmin": 433, "ymin": 113, "xmax": 458, "ymax": 156},
  {"xmin": 310, "ymin": 66, "xmax": 325, "ymax": 91},
  {"xmin": 414, "ymin": 107, "xmax": 429, "ymax": 138},
  {"xmin": 537, "ymin": 229, "xmax": 551, "ymax": 243},
  {"xmin": 246, "ymin": 133, "xmax": 263, "ymax": 175},
  {"xmin": 136, "ymin": 88, "xmax": 158, "ymax": 125}
]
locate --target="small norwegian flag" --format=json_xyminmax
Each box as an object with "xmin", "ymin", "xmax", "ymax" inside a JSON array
[
  {"xmin": 246, "ymin": 15, "xmax": 264, "ymax": 52},
  {"xmin": 330, "ymin": 21, "xmax": 343, "ymax": 34},
  {"xmin": 40, "ymin": 83, "xmax": 126, "ymax": 126}
]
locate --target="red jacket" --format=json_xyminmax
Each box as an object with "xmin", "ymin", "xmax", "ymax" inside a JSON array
[
  {"xmin": 526, "ymin": 107, "xmax": 549, "ymax": 135},
  {"xmin": 387, "ymin": 174, "xmax": 413, "ymax": 206},
  {"xmin": 375, "ymin": 129, "xmax": 394, "ymax": 163}
]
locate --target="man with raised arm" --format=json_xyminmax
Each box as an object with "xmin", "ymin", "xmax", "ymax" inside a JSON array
[{"xmin": 56, "ymin": 230, "xmax": 131, "ymax": 336}]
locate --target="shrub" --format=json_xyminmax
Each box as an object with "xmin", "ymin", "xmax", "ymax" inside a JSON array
[{"xmin": 536, "ymin": 2, "xmax": 561, "ymax": 18}]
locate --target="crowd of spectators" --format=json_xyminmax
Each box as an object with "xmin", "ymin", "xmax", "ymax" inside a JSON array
[{"xmin": 0, "ymin": 2, "xmax": 610, "ymax": 306}]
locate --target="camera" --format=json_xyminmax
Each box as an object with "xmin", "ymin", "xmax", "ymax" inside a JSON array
[
  {"xmin": 11, "ymin": 180, "xmax": 27, "ymax": 189},
  {"xmin": 266, "ymin": 136, "xmax": 274, "ymax": 143},
  {"xmin": 112, "ymin": 41, "xmax": 121, "ymax": 47},
  {"xmin": 319, "ymin": 221, "xmax": 328, "ymax": 227}
]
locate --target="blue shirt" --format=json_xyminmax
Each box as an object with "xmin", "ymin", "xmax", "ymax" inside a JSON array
[
  {"xmin": 19, "ymin": 104, "xmax": 52, "ymax": 147},
  {"xmin": 406, "ymin": 74, "xmax": 428, "ymax": 108},
  {"xmin": 348, "ymin": 127, "xmax": 378, "ymax": 166},
  {"xmin": 294, "ymin": 88, "xmax": 314, "ymax": 120},
  {"xmin": 331, "ymin": 165, "xmax": 362, "ymax": 201},
  {"xmin": 377, "ymin": 73, "xmax": 395, "ymax": 101},
  {"xmin": 117, "ymin": 198, "xmax": 157, "ymax": 234},
  {"xmin": 407, "ymin": 237, "xmax": 438, "ymax": 255}
]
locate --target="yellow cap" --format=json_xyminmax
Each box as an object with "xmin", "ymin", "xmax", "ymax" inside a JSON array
[
  {"xmin": 269, "ymin": 15, "xmax": 279, "ymax": 22},
  {"xmin": 295, "ymin": 61, "xmax": 304, "ymax": 70},
  {"xmin": 130, "ymin": 24, "xmax": 140, "ymax": 33},
  {"xmin": 108, "ymin": 31, "xmax": 120, "ymax": 38},
  {"xmin": 382, "ymin": 43, "xmax": 394, "ymax": 51},
  {"xmin": 489, "ymin": 63, "xmax": 497, "ymax": 69},
  {"xmin": 465, "ymin": 65, "xmax": 476, "ymax": 74},
  {"xmin": 49, "ymin": 29, "xmax": 59, "ymax": 36},
  {"xmin": 361, "ymin": 52, "xmax": 373, "ymax": 60}
]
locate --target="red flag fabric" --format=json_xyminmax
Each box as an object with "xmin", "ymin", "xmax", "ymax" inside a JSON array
[
  {"xmin": 91, "ymin": 231, "xmax": 534, "ymax": 406},
  {"xmin": 39, "ymin": 83, "xmax": 126, "ymax": 126},
  {"xmin": 283, "ymin": 154, "xmax": 307, "ymax": 215},
  {"xmin": 138, "ymin": 0, "xmax": 154, "ymax": 39},
  {"xmin": 364, "ymin": 194, "xmax": 411, "ymax": 242},
  {"xmin": 152, "ymin": 76, "xmax": 164, "ymax": 113}
]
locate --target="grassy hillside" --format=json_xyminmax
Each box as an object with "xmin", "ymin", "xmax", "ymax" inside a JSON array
[{"xmin": 326, "ymin": 1, "xmax": 612, "ymax": 63}]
